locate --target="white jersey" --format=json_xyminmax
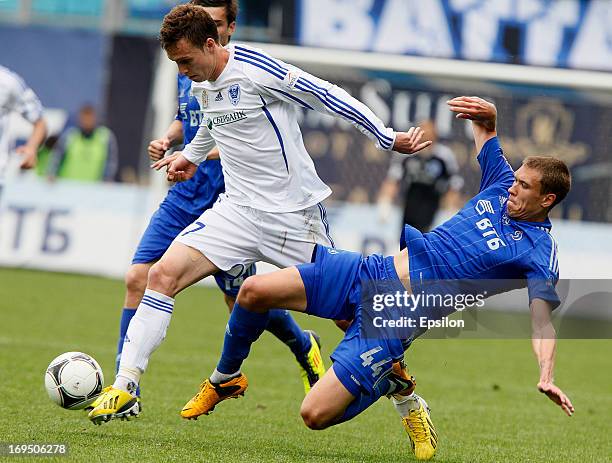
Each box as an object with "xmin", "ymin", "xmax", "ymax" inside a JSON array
[
  {"xmin": 0, "ymin": 66, "xmax": 43, "ymax": 179},
  {"xmin": 183, "ymin": 44, "xmax": 396, "ymax": 213}
]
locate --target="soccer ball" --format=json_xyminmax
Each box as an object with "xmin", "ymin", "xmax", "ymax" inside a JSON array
[{"xmin": 44, "ymin": 352, "xmax": 104, "ymax": 410}]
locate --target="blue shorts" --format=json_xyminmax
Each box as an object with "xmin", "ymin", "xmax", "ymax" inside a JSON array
[
  {"xmin": 132, "ymin": 199, "xmax": 254, "ymax": 298},
  {"xmin": 297, "ymin": 245, "xmax": 405, "ymax": 398}
]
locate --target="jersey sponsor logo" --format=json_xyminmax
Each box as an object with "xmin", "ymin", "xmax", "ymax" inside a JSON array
[
  {"xmin": 189, "ymin": 109, "xmax": 205, "ymax": 128},
  {"xmin": 284, "ymin": 70, "xmax": 302, "ymax": 90},
  {"xmin": 215, "ymin": 91, "xmax": 224, "ymax": 102},
  {"xmin": 179, "ymin": 102, "xmax": 188, "ymax": 121},
  {"xmin": 228, "ymin": 84, "xmax": 241, "ymax": 106},
  {"xmin": 475, "ymin": 199, "xmax": 494, "ymax": 215},
  {"xmin": 207, "ymin": 110, "xmax": 248, "ymax": 129},
  {"xmin": 475, "ymin": 218, "xmax": 507, "ymax": 250}
]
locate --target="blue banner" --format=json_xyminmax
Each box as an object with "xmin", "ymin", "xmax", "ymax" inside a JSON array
[{"xmin": 297, "ymin": 0, "xmax": 612, "ymax": 71}]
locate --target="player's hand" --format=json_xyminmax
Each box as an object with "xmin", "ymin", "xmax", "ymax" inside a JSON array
[
  {"xmin": 447, "ymin": 96, "xmax": 497, "ymax": 131},
  {"xmin": 392, "ymin": 126, "xmax": 433, "ymax": 156},
  {"xmin": 152, "ymin": 153, "xmax": 197, "ymax": 182},
  {"xmin": 148, "ymin": 137, "xmax": 171, "ymax": 161},
  {"xmin": 15, "ymin": 144, "xmax": 37, "ymax": 169},
  {"xmin": 152, "ymin": 151, "xmax": 181, "ymax": 170},
  {"xmin": 537, "ymin": 381, "xmax": 574, "ymax": 416}
]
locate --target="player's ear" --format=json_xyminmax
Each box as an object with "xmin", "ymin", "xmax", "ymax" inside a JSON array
[
  {"xmin": 541, "ymin": 193, "xmax": 556, "ymax": 209},
  {"xmin": 228, "ymin": 21, "xmax": 236, "ymax": 35}
]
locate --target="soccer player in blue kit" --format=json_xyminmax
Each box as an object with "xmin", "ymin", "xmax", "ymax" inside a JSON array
[
  {"xmin": 113, "ymin": 0, "xmax": 325, "ymax": 414},
  {"xmin": 190, "ymin": 96, "xmax": 575, "ymax": 461}
]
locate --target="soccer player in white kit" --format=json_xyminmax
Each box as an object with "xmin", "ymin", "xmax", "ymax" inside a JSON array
[
  {"xmin": 0, "ymin": 66, "xmax": 47, "ymax": 196},
  {"xmin": 88, "ymin": 4, "xmax": 432, "ymax": 424}
]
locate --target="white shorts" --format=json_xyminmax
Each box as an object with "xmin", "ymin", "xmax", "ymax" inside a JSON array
[{"xmin": 175, "ymin": 194, "xmax": 335, "ymax": 271}]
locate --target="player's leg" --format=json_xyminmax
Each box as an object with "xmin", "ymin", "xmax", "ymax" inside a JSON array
[
  {"xmin": 215, "ymin": 264, "xmax": 318, "ymax": 392},
  {"xmin": 115, "ymin": 201, "xmax": 199, "ymax": 373},
  {"xmin": 181, "ymin": 245, "xmax": 358, "ymax": 419},
  {"xmin": 90, "ymin": 199, "xmax": 263, "ymax": 424},
  {"xmin": 180, "ymin": 266, "xmax": 310, "ymax": 418},
  {"xmin": 117, "ymin": 263, "xmax": 152, "ymax": 371},
  {"xmin": 89, "ymin": 241, "xmax": 219, "ymax": 425},
  {"xmin": 218, "ymin": 263, "xmax": 323, "ymax": 392}
]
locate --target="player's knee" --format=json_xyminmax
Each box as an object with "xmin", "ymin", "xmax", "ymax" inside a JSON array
[
  {"xmin": 236, "ymin": 276, "xmax": 269, "ymax": 312},
  {"xmin": 147, "ymin": 261, "xmax": 178, "ymax": 295},
  {"xmin": 125, "ymin": 265, "xmax": 148, "ymax": 295},
  {"xmin": 300, "ymin": 403, "xmax": 332, "ymax": 430}
]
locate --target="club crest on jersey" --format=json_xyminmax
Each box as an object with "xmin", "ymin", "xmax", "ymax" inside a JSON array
[
  {"xmin": 508, "ymin": 230, "xmax": 523, "ymax": 241},
  {"xmin": 228, "ymin": 84, "xmax": 241, "ymax": 106},
  {"xmin": 475, "ymin": 199, "xmax": 494, "ymax": 215}
]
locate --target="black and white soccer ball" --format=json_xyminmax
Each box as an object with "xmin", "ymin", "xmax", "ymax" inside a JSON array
[{"xmin": 44, "ymin": 352, "xmax": 104, "ymax": 410}]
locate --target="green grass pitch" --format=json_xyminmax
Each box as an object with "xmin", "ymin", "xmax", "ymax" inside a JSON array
[{"xmin": 1, "ymin": 268, "xmax": 610, "ymax": 462}]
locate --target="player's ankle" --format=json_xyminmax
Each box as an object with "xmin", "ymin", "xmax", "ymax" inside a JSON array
[
  {"xmin": 114, "ymin": 368, "xmax": 140, "ymax": 395},
  {"xmin": 210, "ymin": 368, "xmax": 241, "ymax": 384}
]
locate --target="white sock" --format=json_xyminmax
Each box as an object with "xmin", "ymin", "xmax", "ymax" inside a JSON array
[
  {"xmin": 210, "ymin": 368, "xmax": 240, "ymax": 384},
  {"xmin": 392, "ymin": 393, "xmax": 419, "ymax": 417},
  {"xmin": 114, "ymin": 289, "xmax": 174, "ymax": 390}
]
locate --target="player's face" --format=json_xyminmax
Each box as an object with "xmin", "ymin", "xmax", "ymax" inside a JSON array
[
  {"xmin": 507, "ymin": 165, "xmax": 554, "ymax": 221},
  {"xmin": 202, "ymin": 6, "xmax": 236, "ymax": 47},
  {"xmin": 166, "ymin": 38, "xmax": 217, "ymax": 82}
]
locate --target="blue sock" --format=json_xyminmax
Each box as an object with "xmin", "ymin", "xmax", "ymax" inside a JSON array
[
  {"xmin": 336, "ymin": 392, "xmax": 379, "ymax": 424},
  {"xmin": 216, "ymin": 303, "xmax": 270, "ymax": 374},
  {"xmin": 266, "ymin": 309, "xmax": 311, "ymax": 358},
  {"xmin": 116, "ymin": 308, "xmax": 137, "ymax": 373}
]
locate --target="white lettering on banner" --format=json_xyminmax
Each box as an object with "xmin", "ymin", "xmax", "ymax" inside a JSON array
[
  {"xmin": 299, "ymin": 0, "xmax": 610, "ymax": 70},
  {"xmin": 372, "ymin": 0, "xmax": 453, "ymax": 57},
  {"xmin": 568, "ymin": 0, "xmax": 612, "ymax": 71},
  {"xmin": 301, "ymin": 0, "xmax": 375, "ymax": 50},
  {"xmin": 0, "ymin": 177, "xmax": 153, "ymax": 279},
  {"xmin": 451, "ymin": 0, "xmax": 580, "ymax": 66}
]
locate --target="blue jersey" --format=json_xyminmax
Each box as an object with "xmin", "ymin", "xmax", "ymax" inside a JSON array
[
  {"xmin": 166, "ymin": 74, "xmax": 225, "ymax": 215},
  {"xmin": 402, "ymin": 137, "xmax": 560, "ymax": 307}
]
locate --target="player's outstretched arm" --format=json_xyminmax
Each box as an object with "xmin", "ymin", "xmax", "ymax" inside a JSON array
[
  {"xmin": 530, "ymin": 298, "xmax": 574, "ymax": 417},
  {"xmin": 447, "ymin": 96, "xmax": 497, "ymax": 153}
]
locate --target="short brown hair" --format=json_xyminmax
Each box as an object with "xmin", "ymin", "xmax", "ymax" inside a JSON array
[
  {"xmin": 159, "ymin": 4, "xmax": 219, "ymax": 50},
  {"xmin": 191, "ymin": 0, "xmax": 238, "ymax": 25},
  {"xmin": 522, "ymin": 156, "xmax": 571, "ymax": 208}
]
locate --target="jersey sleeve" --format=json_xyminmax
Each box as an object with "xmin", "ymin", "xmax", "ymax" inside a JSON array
[
  {"xmin": 525, "ymin": 234, "xmax": 560, "ymax": 309},
  {"xmin": 180, "ymin": 86, "xmax": 213, "ymax": 164},
  {"xmin": 8, "ymin": 72, "xmax": 43, "ymax": 124},
  {"xmin": 182, "ymin": 124, "xmax": 216, "ymax": 165},
  {"xmin": 237, "ymin": 46, "xmax": 396, "ymax": 151},
  {"xmin": 477, "ymin": 136, "xmax": 514, "ymax": 192}
]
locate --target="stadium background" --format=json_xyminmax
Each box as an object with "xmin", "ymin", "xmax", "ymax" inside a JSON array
[
  {"xmin": 0, "ymin": 1, "xmax": 611, "ymax": 461},
  {"xmin": 1, "ymin": 0, "xmax": 611, "ymax": 296}
]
